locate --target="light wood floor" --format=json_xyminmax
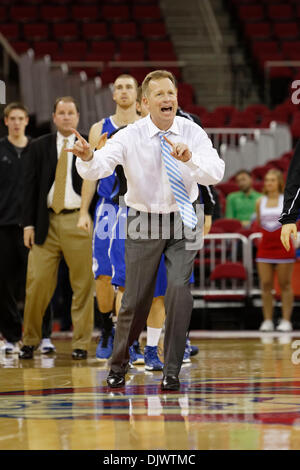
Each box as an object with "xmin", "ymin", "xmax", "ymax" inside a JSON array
[{"xmin": 1, "ymin": 334, "xmax": 300, "ymax": 450}]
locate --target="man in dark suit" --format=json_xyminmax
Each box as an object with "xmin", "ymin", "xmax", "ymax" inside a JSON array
[{"xmin": 20, "ymin": 96, "xmax": 95, "ymax": 360}]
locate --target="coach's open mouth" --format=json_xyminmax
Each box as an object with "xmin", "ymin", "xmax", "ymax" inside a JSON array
[{"xmin": 161, "ymin": 106, "xmax": 173, "ymax": 113}]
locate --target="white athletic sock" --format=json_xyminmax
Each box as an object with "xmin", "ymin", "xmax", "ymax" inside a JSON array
[{"xmin": 147, "ymin": 327, "xmax": 162, "ymax": 347}]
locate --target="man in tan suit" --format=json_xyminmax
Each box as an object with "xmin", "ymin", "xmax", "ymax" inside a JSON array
[{"xmin": 20, "ymin": 96, "xmax": 95, "ymax": 360}]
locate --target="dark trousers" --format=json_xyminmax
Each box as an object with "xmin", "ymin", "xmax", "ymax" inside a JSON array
[
  {"xmin": 110, "ymin": 211, "xmax": 199, "ymax": 376},
  {"xmin": 0, "ymin": 225, "xmax": 53, "ymax": 343},
  {"xmin": 0, "ymin": 226, "xmax": 27, "ymax": 343}
]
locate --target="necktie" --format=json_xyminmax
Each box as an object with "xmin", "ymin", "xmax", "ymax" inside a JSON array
[
  {"xmin": 159, "ymin": 132, "xmax": 197, "ymax": 229},
  {"xmin": 51, "ymin": 138, "xmax": 68, "ymax": 214}
]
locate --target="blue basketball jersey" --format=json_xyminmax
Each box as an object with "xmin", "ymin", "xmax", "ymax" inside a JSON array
[{"xmin": 97, "ymin": 117, "xmax": 119, "ymax": 200}]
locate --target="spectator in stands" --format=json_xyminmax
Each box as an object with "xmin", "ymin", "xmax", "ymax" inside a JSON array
[
  {"xmin": 19, "ymin": 96, "xmax": 95, "ymax": 360},
  {"xmin": 0, "ymin": 102, "xmax": 54, "ymax": 355},
  {"xmin": 225, "ymin": 170, "xmax": 261, "ymax": 227},
  {"xmin": 256, "ymin": 169, "xmax": 295, "ymax": 332}
]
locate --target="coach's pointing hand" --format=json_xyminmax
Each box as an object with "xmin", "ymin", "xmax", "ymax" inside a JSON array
[
  {"xmin": 66, "ymin": 128, "xmax": 94, "ymax": 161},
  {"xmin": 163, "ymin": 136, "xmax": 192, "ymax": 162}
]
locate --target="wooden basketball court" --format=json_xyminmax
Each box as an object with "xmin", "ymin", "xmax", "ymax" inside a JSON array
[{"xmin": 1, "ymin": 333, "xmax": 300, "ymax": 450}]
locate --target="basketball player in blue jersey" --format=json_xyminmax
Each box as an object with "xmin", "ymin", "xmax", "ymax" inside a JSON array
[{"xmin": 78, "ymin": 74, "xmax": 140, "ymax": 361}]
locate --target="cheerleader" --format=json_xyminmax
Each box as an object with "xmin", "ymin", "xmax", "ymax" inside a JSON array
[{"xmin": 256, "ymin": 169, "xmax": 295, "ymax": 332}]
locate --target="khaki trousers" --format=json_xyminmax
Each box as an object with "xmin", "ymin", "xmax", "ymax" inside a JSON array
[{"xmin": 23, "ymin": 211, "xmax": 94, "ymax": 350}]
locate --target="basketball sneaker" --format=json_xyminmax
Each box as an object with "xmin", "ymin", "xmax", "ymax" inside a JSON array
[
  {"xmin": 96, "ymin": 327, "xmax": 115, "ymax": 361},
  {"xmin": 132, "ymin": 340, "xmax": 144, "ymax": 365},
  {"xmin": 183, "ymin": 339, "xmax": 191, "ymax": 363},
  {"xmin": 144, "ymin": 345, "xmax": 164, "ymax": 371},
  {"xmin": 38, "ymin": 338, "xmax": 56, "ymax": 354},
  {"xmin": 129, "ymin": 344, "xmax": 138, "ymax": 367},
  {"xmin": 259, "ymin": 320, "xmax": 274, "ymax": 332},
  {"xmin": 276, "ymin": 319, "xmax": 293, "ymax": 332},
  {"xmin": 186, "ymin": 338, "xmax": 199, "ymax": 357},
  {"xmin": 1, "ymin": 341, "xmax": 20, "ymax": 354}
]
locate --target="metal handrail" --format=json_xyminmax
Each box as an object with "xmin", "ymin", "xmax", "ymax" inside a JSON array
[{"xmin": 192, "ymin": 232, "xmax": 248, "ymax": 296}]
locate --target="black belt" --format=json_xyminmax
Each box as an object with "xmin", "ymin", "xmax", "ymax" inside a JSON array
[{"xmin": 49, "ymin": 208, "xmax": 80, "ymax": 214}]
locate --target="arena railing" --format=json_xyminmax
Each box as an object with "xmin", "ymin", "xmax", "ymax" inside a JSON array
[
  {"xmin": 205, "ymin": 125, "xmax": 292, "ymax": 180},
  {"xmin": 192, "ymin": 233, "xmax": 249, "ymax": 309}
]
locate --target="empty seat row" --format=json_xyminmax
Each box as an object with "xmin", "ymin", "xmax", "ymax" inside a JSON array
[
  {"xmin": 237, "ymin": 4, "xmax": 300, "ymax": 22},
  {"xmin": 0, "ymin": 5, "xmax": 163, "ymax": 22},
  {"xmin": 245, "ymin": 21, "xmax": 300, "ymax": 40},
  {"xmin": 11, "ymin": 39, "xmax": 177, "ymax": 61},
  {"xmin": 0, "ymin": 21, "xmax": 168, "ymax": 41}
]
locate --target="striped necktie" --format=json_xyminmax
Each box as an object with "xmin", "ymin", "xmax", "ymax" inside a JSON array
[
  {"xmin": 159, "ymin": 132, "xmax": 197, "ymax": 229},
  {"xmin": 51, "ymin": 138, "xmax": 68, "ymax": 214}
]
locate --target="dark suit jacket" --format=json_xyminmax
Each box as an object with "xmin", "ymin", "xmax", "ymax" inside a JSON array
[{"xmin": 22, "ymin": 132, "xmax": 87, "ymax": 245}]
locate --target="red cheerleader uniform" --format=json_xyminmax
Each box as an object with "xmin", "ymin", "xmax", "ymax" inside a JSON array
[{"xmin": 256, "ymin": 194, "xmax": 295, "ymax": 263}]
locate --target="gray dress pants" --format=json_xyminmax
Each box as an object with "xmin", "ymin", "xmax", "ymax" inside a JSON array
[{"xmin": 110, "ymin": 210, "xmax": 200, "ymax": 377}]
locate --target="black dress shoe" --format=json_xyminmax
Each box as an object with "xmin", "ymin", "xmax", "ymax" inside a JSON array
[
  {"xmin": 19, "ymin": 345, "xmax": 35, "ymax": 359},
  {"xmin": 161, "ymin": 375, "xmax": 180, "ymax": 391},
  {"xmin": 107, "ymin": 371, "xmax": 126, "ymax": 388},
  {"xmin": 72, "ymin": 349, "xmax": 87, "ymax": 360}
]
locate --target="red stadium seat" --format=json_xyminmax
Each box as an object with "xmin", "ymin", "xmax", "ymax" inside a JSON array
[
  {"xmin": 244, "ymin": 23, "xmax": 272, "ymax": 40},
  {"xmin": 40, "ymin": 6, "xmax": 69, "ymax": 22},
  {"xmin": 141, "ymin": 22, "xmax": 167, "ymax": 39},
  {"xmin": 245, "ymin": 104, "xmax": 270, "ymax": 116},
  {"xmin": 112, "ymin": 22, "xmax": 138, "ymax": 39},
  {"xmin": 23, "ymin": 23, "xmax": 49, "ymax": 41},
  {"xmin": 10, "ymin": 41, "xmax": 30, "ymax": 54},
  {"xmin": 227, "ymin": 110, "xmax": 256, "ymax": 128},
  {"xmin": 100, "ymin": 67, "xmax": 122, "ymax": 85},
  {"xmin": 102, "ymin": 5, "xmax": 130, "ymax": 21},
  {"xmin": 256, "ymin": 52, "xmax": 284, "ymax": 71},
  {"xmin": 82, "ymin": 22, "xmax": 107, "ymax": 40},
  {"xmin": 62, "ymin": 41, "xmax": 87, "ymax": 57},
  {"xmin": 251, "ymin": 164, "xmax": 273, "ymax": 180},
  {"xmin": 34, "ymin": 41, "xmax": 59, "ymax": 57},
  {"xmin": 212, "ymin": 218, "xmax": 243, "ymax": 233},
  {"xmin": 184, "ymin": 104, "xmax": 207, "ymax": 119},
  {"xmin": 252, "ymin": 181, "xmax": 264, "ymax": 193},
  {"xmin": 272, "ymin": 103, "xmax": 294, "ymax": 123},
  {"xmin": 252, "ymin": 41, "xmax": 279, "ymax": 56},
  {"xmin": 71, "ymin": 6, "xmax": 99, "ymax": 21},
  {"xmin": 273, "ymin": 22, "xmax": 299, "ymax": 40},
  {"xmin": 204, "ymin": 262, "xmax": 247, "ymax": 302},
  {"xmin": 126, "ymin": 67, "xmax": 152, "ymax": 84},
  {"xmin": 237, "ymin": 5, "xmax": 265, "ymax": 21},
  {"xmin": 148, "ymin": 40, "xmax": 176, "ymax": 60},
  {"xmin": 177, "ymin": 82, "xmax": 194, "ymax": 108},
  {"xmin": 165, "ymin": 67, "xmax": 182, "ymax": 81},
  {"xmin": 267, "ymin": 4, "xmax": 294, "ymax": 21},
  {"xmin": 0, "ymin": 24, "xmax": 19, "ymax": 40},
  {"xmin": 210, "ymin": 262, "xmax": 247, "ymax": 281},
  {"xmin": 0, "ymin": 7, "xmax": 7, "ymax": 22},
  {"xmin": 118, "ymin": 41, "xmax": 145, "ymax": 61},
  {"xmin": 281, "ymin": 41, "xmax": 300, "ymax": 57},
  {"xmin": 201, "ymin": 112, "xmax": 225, "ymax": 128},
  {"xmin": 133, "ymin": 5, "xmax": 162, "ymax": 21},
  {"xmin": 216, "ymin": 182, "xmax": 239, "ymax": 196},
  {"xmin": 86, "ymin": 41, "xmax": 116, "ymax": 61},
  {"xmin": 10, "ymin": 6, "xmax": 38, "ymax": 22},
  {"xmin": 53, "ymin": 23, "xmax": 79, "ymax": 40}
]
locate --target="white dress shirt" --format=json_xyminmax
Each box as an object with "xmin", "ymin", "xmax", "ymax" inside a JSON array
[
  {"xmin": 76, "ymin": 115, "xmax": 225, "ymax": 213},
  {"xmin": 48, "ymin": 132, "xmax": 82, "ymax": 209}
]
